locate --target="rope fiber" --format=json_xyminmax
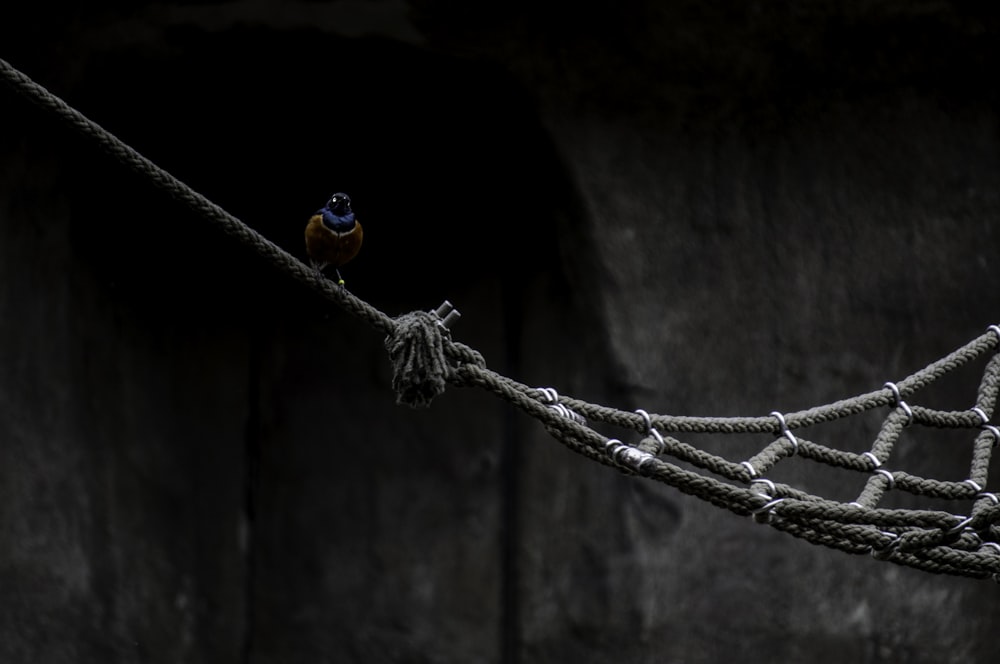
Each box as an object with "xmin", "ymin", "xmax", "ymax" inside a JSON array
[
  {"xmin": 2, "ymin": 56, "xmax": 998, "ymax": 581},
  {"xmin": 386, "ymin": 310, "xmax": 452, "ymax": 408}
]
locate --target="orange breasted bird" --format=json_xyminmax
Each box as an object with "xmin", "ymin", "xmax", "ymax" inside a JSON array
[{"xmin": 305, "ymin": 192, "xmax": 363, "ymax": 286}]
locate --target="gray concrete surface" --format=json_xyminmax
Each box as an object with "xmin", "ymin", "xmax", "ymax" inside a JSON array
[{"xmin": 2, "ymin": 3, "xmax": 999, "ymax": 662}]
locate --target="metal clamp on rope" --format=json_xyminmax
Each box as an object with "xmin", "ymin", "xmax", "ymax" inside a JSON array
[
  {"xmin": 870, "ymin": 532, "xmax": 901, "ymax": 560},
  {"xmin": 536, "ymin": 387, "xmax": 586, "ymax": 425},
  {"xmin": 751, "ymin": 496, "xmax": 784, "ymax": 524},
  {"xmin": 430, "ymin": 300, "xmax": 461, "ymax": 330},
  {"xmin": 604, "ymin": 438, "xmax": 655, "ymax": 472},
  {"xmin": 945, "ymin": 516, "xmax": 976, "ymax": 542}
]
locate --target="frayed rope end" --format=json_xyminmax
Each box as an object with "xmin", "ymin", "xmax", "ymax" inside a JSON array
[{"xmin": 385, "ymin": 310, "xmax": 451, "ymax": 408}]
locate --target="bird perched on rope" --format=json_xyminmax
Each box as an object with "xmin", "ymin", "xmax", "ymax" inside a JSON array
[{"xmin": 305, "ymin": 192, "xmax": 363, "ymax": 286}]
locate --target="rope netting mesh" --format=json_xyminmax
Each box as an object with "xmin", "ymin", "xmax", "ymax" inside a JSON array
[{"xmin": 2, "ymin": 57, "xmax": 998, "ymax": 580}]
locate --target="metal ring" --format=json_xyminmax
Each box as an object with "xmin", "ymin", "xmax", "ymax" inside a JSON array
[
  {"xmin": 537, "ymin": 388, "xmax": 586, "ymax": 425},
  {"xmin": 740, "ymin": 461, "xmax": 757, "ymax": 478},
  {"xmin": 848, "ymin": 501, "xmax": 865, "ymax": 509},
  {"xmin": 553, "ymin": 404, "xmax": 585, "ymax": 425},
  {"xmin": 982, "ymin": 542, "xmax": 1000, "ymax": 555},
  {"xmin": 983, "ymin": 425, "xmax": 1000, "ymax": 448},
  {"xmin": 861, "ymin": 452, "xmax": 881, "ymax": 469},
  {"xmin": 884, "ymin": 382, "xmax": 913, "ymax": 425},
  {"xmin": 770, "ymin": 411, "xmax": 798, "ymax": 454},
  {"xmin": 536, "ymin": 387, "xmax": 558, "ymax": 403},
  {"xmin": 636, "ymin": 408, "xmax": 665, "ymax": 449},
  {"xmin": 604, "ymin": 438, "xmax": 623, "ymax": 454},
  {"xmin": 947, "ymin": 516, "xmax": 974, "ymax": 537},
  {"xmin": 970, "ymin": 406, "xmax": 989, "ymax": 426},
  {"xmin": 750, "ymin": 478, "xmax": 776, "ymax": 496},
  {"xmin": 964, "ymin": 479, "xmax": 984, "ymax": 493},
  {"xmin": 978, "ymin": 492, "xmax": 999, "ymax": 505},
  {"xmin": 988, "ymin": 325, "xmax": 1000, "ymax": 345},
  {"xmin": 870, "ymin": 532, "xmax": 901, "ymax": 560},
  {"xmin": 898, "ymin": 401, "xmax": 914, "ymax": 426},
  {"xmin": 752, "ymin": 497, "xmax": 784, "ymax": 514},
  {"xmin": 875, "ymin": 469, "xmax": 895, "ymax": 490}
]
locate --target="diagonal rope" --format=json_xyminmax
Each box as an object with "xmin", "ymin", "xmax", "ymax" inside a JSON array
[
  {"xmin": 0, "ymin": 57, "xmax": 394, "ymax": 337},
  {"xmin": 2, "ymin": 56, "xmax": 998, "ymax": 580}
]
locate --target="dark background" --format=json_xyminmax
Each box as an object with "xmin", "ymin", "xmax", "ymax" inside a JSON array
[{"xmin": 2, "ymin": 2, "xmax": 1000, "ymax": 662}]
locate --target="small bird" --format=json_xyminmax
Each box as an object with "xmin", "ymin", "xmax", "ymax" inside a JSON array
[{"xmin": 305, "ymin": 192, "xmax": 363, "ymax": 286}]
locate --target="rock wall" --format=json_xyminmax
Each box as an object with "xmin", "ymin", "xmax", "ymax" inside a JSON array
[{"xmin": 2, "ymin": 3, "xmax": 999, "ymax": 662}]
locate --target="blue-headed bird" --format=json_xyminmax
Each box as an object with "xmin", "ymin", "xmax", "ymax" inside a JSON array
[{"xmin": 305, "ymin": 192, "xmax": 363, "ymax": 286}]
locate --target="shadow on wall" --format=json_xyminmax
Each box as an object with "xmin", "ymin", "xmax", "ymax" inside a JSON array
[{"xmin": 58, "ymin": 26, "xmax": 598, "ymax": 324}]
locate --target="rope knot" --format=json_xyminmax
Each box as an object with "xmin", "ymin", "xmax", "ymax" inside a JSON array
[{"xmin": 385, "ymin": 310, "xmax": 456, "ymax": 408}]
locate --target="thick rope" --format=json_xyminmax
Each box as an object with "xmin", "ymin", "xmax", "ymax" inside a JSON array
[{"xmin": 2, "ymin": 56, "xmax": 998, "ymax": 580}]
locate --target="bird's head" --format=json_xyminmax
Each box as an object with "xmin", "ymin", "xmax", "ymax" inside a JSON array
[{"xmin": 327, "ymin": 192, "xmax": 352, "ymax": 216}]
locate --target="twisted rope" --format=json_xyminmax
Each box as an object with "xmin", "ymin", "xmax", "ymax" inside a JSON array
[{"xmin": 3, "ymin": 56, "xmax": 998, "ymax": 580}]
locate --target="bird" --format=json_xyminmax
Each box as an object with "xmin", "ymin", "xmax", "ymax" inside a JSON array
[{"xmin": 305, "ymin": 192, "xmax": 363, "ymax": 286}]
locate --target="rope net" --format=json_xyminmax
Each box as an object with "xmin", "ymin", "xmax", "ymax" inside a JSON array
[{"xmin": 2, "ymin": 57, "xmax": 998, "ymax": 581}]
